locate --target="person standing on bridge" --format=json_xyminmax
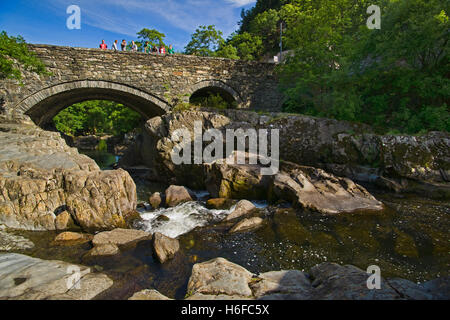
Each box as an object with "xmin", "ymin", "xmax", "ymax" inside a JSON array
[
  {"xmin": 159, "ymin": 45, "xmax": 166, "ymax": 55},
  {"xmin": 99, "ymin": 40, "xmax": 107, "ymax": 50},
  {"xmin": 112, "ymin": 40, "xmax": 118, "ymax": 51},
  {"xmin": 131, "ymin": 41, "xmax": 138, "ymax": 52},
  {"xmin": 151, "ymin": 45, "xmax": 158, "ymax": 54},
  {"xmin": 121, "ymin": 39, "xmax": 127, "ymax": 51},
  {"xmin": 168, "ymin": 45, "xmax": 174, "ymax": 55},
  {"xmin": 143, "ymin": 41, "xmax": 150, "ymax": 54}
]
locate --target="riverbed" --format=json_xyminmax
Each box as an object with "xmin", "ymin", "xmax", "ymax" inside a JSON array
[{"xmin": 7, "ymin": 150, "xmax": 448, "ymax": 300}]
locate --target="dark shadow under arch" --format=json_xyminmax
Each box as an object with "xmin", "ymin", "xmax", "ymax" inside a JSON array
[
  {"xmin": 17, "ymin": 80, "xmax": 170, "ymax": 127},
  {"xmin": 188, "ymin": 80, "xmax": 243, "ymax": 107}
]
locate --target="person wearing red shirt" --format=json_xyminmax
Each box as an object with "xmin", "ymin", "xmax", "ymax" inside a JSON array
[
  {"xmin": 159, "ymin": 45, "xmax": 166, "ymax": 55},
  {"xmin": 99, "ymin": 40, "xmax": 107, "ymax": 50}
]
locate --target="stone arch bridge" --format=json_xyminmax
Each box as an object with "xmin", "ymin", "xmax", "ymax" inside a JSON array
[{"xmin": 0, "ymin": 44, "xmax": 282, "ymax": 127}]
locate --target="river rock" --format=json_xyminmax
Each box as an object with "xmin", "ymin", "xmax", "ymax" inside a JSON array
[
  {"xmin": 85, "ymin": 243, "xmax": 120, "ymax": 257},
  {"xmin": 92, "ymin": 228, "xmax": 151, "ymax": 249},
  {"xmin": 152, "ymin": 232, "xmax": 180, "ymax": 263},
  {"xmin": 53, "ymin": 232, "xmax": 93, "ymax": 246},
  {"xmin": 149, "ymin": 192, "xmax": 163, "ymax": 209},
  {"xmin": 205, "ymin": 153, "xmax": 272, "ymax": 200},
  {"xmin": 224, "ymin": 200, "xmax": 256, "ymax": 221},
  {"xmin": 0, "ymin": 115, "xmax": 137, "ymax": 231},
  {"xmin": 229, "ymin": 217, "xmax": 264, "ymax": 233},
  {"xmin": 165, "ymin": 185, "xmax": 193, "ymax": 207},
  {"xmin": 250, "ymin": 270, "xmax": 312, "ymax": 299},
  {"xmin": 309, "ymin": 263, "xmax": 401, "ymax": 300},
  {"xmin": 187, "ymin": 257, "xmax": 254, "ymax": 297},
  {"xmin": 0, "ymin": 253, "xmax": 113, "ymax": 300},
  {"xmin": 270, "ymin": 162, "xmax": 384, "ymax": 214},
  {"xmin": 128, "ymin": 289, "xmax": 172, "ymax": 300},
  {"xmin": 206, "ymin": 198, "xmax": 236, "ymax": 210},
  {"xmin": 184, "ymin": 258, "xmax": 449, "ymax": 300}
]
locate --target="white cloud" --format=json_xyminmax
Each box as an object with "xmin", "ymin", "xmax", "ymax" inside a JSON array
[
  {"xmin": 46, "ymin": 0, "xmax": 248, "ymax": 47},
  {"xmin": 225, "ymin": 0, "xmax": 256, "ymax": 7}
]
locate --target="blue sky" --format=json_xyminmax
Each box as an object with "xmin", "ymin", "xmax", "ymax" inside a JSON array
[{"xmin": 0, "ymin": 0, "xmax": 256, "ymax": 51}]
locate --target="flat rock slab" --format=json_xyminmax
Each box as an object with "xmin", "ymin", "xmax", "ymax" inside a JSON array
[
  {"xmin": 0, "ymin": 230, "xmax": 34, "ymax": 251},
  {"xmin": 92, "ymin": 228, "xmax": 151, "ymax": 248},
  {"xmin": 128, "ymin": 289, "xmax": 172, "ymax": 300},
  {"xmin": 0, "ymin": 253, "xmax": 113, "ymax": 300}
]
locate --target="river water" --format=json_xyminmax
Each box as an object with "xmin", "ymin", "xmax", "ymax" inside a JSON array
[{"xmin": 9, "ymin": 150, "xmax": 449, "ymax": 299}]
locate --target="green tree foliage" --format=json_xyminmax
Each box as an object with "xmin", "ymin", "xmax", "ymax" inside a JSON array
[
  {"xmin": 137, "ymin": 28, "xmax": 166, "ymax": 48},
  {"xmin": 184, "ymin": 25, "xmax": 224, "ymax": 56},
  {"xmin": 279, "ymin": 0, "xmax": 449, "ymax": 134},
  {"xmin": 0, "ymin": 31, "xmax": 49, "ymax": 82},
  {"xmin": 223, "ymin": 32, "xmax": 264, "ymax": 60},
  {"xmin": 239, "ymin": 0, "xmax": 285, "ymax": 34},
  {"xmin": 53, "ymin": 100, "xmax": 142, "ymax": 136}
]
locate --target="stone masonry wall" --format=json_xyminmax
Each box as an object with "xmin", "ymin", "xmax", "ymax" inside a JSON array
[{"xmin": 0, "ymin": 44, "xmax": 282, "ymax": 125}]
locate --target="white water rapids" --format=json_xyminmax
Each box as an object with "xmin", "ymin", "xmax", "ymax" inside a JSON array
[{"xmin": 137, "ymin": 191, "xmax": 268, "ymax": 238}]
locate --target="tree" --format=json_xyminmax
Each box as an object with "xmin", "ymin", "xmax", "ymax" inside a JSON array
[
  {"xmin": 53, "ymin": 100, "xmax": 142, "ymax": 136},
  {"xmin": 279, "ymin": 0, "xmax": 449, "ymax": 134},
  {"xmin": 229, "ymin": 32, "xmax": 264, "ymax": 61},
  {"xmin": 137, "ymin": 28, "xmax": 166, "ymax": 48},
  {"xmin": 0, "ymin": 31, "xmax": 49, "ymax": 83},
  {"xmin": 184, "ymin": 25, "xmax": 224, "ymax": 56}
]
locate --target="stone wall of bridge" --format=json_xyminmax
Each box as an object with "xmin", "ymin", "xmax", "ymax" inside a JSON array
[{"xmin": 0, "ymin": 44, "xmax": 283, "ymax": 126}]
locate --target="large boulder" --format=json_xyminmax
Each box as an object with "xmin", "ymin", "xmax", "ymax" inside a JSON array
[
  {"xmin": 205, "ymin": 152, "xmax": 272, "ymax": 200},
  {"xmin": 119, "ymin": 111, "xmax": 231, "ymax": 189},
  {"xmin": 0, "ymin": 253, "xmax": 113, "ymax": 300},
  {"xmin": 165, "ymin": 185, "xmax": 193, "ymax": 207},
  {"xmin": 152, "ymin": 232, "xmax": 180, "ymax": 263},
  {"xmin": 0, "ymin": 115, "xmax": 137, "ymax": 231},
  {"xmin": 187, "ymin": 257, "xmax": 254, "ymax": 298},
  {"xmin": 207, "ymin": 158, "xmax": 384, "ymax": 214},
  {"xmin": 269, "ymin": 162, "xmax": 384, "ymax": 214}
]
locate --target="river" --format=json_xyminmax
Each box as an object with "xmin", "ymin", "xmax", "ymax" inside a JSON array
[{"xmin": 10, "ymin": 149, "xmax": 448, "ymax": 299}]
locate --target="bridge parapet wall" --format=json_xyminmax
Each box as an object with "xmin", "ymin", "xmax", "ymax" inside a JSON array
[{"xmin": 0, "ymin": 44, "xmax": 282, "ymax": 124}]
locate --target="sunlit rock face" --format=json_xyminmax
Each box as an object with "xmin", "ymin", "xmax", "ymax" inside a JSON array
[{"xmin": 0, "ymin": 114, "xmax": 137, "ymax": 231}]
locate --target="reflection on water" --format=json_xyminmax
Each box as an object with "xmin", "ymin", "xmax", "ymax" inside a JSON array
[{"xmin": 79, "ymin": 150, "xmax": 118, "ymax": 169}]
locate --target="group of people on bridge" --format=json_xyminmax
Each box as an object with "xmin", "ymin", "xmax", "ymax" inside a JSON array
[{"xmin": 99, "ymin": 40, "xmax": 175, "ymax": 55}]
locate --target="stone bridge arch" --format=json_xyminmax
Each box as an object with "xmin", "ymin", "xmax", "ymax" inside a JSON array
[
  {"xmin": 187, "ymin": 80, "xmax": 243, "ymax": 106},
  {"xmin": 0, "ymin": 44, "xmax": 283, "ymax": 124},
  {"xmin": 18, "ymin": 80, "xmax": 171, "ymax": 127}
]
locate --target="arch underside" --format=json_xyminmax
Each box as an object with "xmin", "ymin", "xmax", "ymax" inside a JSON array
[
  {"xmin": 188, "ymin": 80, "xmax": 243, "ymax": 107},
  {"xmin": 17, "ymin": 81, "xmax": 170, "ymax": 127}
]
